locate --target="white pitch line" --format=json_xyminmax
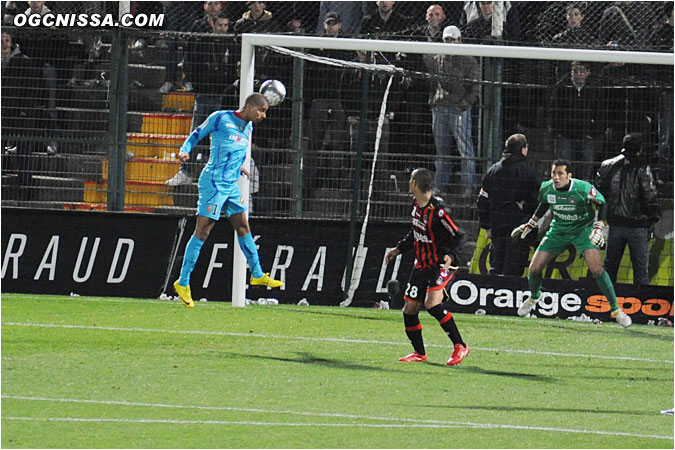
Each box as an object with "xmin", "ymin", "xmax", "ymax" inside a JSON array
[
  {"xmin": 5, "ymin": 292, "xmax": 675, "ymax": 341},
  {"xmin": 2, "ymin": 321, "xmax": 673, "ymax": 364},
  {"xmin": 1, "ymin": 396, "xmax": 673, "ymax": 441},
  {"xmin": 1, "ymin": 395, "xmax": 465, "ymax": 425},
  {"xmin": 0, "ymin": 417, "xmax": 671, "ymax": 440},
  {"xmin": 4, "ymin": 293, "xmax": 673, "ymax": 331}
]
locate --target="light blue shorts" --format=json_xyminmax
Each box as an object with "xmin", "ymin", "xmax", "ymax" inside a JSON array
[{"xmin": 196, "ymin": 179, "xmax": 246, "ymax": 220}]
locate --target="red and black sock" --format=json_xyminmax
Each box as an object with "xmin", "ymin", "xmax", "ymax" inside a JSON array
[
  {"xmin": 427, "ymin": 303, "xmax": 464, "ymax": 346},
  {"xmin": 403, "ymin": 313, "xmax": 425, "ymax": 355}
]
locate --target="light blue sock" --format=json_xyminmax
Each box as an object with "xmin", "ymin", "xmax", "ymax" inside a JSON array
[
  {"xmin": 179, "ymin": 235, "xmax": 204, "ymax": 286},
  {"xmin": 237, "ymin": 233, "xmax": 264, "ymax": 278}
]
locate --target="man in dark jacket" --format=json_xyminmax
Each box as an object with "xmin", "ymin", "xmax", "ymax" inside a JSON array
[
  {"xmin": 1, "ymin": 31, "xmax": 43, "ymax": 196},
  {"xmin": 233, "ymin": 1, "xmax": 280, "ymax": 34},
  {"xmin": 304, "ymin": 12, "xmax": 351, "ymax": 191},
  {"xmin": 547, "ymin": 60, "xmax": 605, "ymax": 181},
  {"xmin": 595, "ymin": 133, "xmax": 662, "ymax": 286},
  {"xmin": 361, "ymin": 1, "xmax": 410, "ymax": 38},
  {"xmin": 477, "ymin": 133, "xmax": 540, "ymax": 276},
  {"xmin": 423, "ymin": 26, "xmax": 480, "ymax": 198},
  {"xmin": 166, "ymin": 11, "xmax": 239, "ymax": 186}
]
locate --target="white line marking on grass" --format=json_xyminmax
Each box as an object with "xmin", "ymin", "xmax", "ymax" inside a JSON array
[
  {"xmin": 2, "ymin": 396, "xmax": 674, "ymax": 439},
  {"xmin": 5, "ymin": 294, "xmax": 674, "ymax": 337},
  {"xmin": 1, "ymin": 414, "xmax": 672, "ymax": 440},
  {"xmin": 6, "ymin": 293, "xmax": 674, "ymax": 333},
  {"xmin": 3, "ymin": 321, "xmax": 673, "ymax": 364}
]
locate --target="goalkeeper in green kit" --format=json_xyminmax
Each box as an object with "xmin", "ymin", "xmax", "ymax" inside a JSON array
[{"xmin": 511, "ymin": 160, "xmax": 632, "ymax": 327}]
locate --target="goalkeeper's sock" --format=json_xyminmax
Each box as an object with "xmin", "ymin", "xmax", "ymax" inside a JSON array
[
  {"xmin": 403, "ymin": 313, "xmax": 425, "ymax": 355},
  {"xmin": 595, "ymin": 270, "xmax": 619, "ymax": 312},
  {"xmin": 237, "ymin": 232, "xmax": 264, "ymax": 279},
  {"xmin": 427, "ymin": 303, "xmax": 464, "ymax": 346},
  {"xmin": 528, "ymin": 272, "xmax": 543, "ymax": 299},
  {"xmin": 179, "ymin": 235, "xmax": 204, "ymax": 286}
]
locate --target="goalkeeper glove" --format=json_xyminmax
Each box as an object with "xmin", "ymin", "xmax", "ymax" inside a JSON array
[
  {"xmin": 511, "ymin": 218, "xmax": 538, "ymax": 239},
  {"xmin": 589, "ymin": 221, "xmax": 605, "ymax": 247}
]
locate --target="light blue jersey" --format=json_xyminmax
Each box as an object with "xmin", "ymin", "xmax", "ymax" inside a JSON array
[
  {"xmin": 180, "ymin": 110, "xmax": 252, "ymax": 220},
  {"xmin": 180, "ymin": 110, "xmax": 252, "ymax": 186}
]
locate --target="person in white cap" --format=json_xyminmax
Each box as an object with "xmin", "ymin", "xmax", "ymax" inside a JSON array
[{"xmin": 423, "ymin": 25, "xmax": 480, "ymax": 199}]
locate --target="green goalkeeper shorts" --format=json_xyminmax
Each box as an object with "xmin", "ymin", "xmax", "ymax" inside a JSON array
[{"xmin": 536, "ymin": 225, "xmax": 596, "ymax": 256}]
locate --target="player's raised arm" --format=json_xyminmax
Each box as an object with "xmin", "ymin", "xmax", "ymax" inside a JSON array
[{"xmin": 179, "ymin": 111, "xmax": 219, "ymax": 157}]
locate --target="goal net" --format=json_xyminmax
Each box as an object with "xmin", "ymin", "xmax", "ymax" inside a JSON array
[{"xmin": 232, "ymin": 33, "xmax": 673, "ymax": 306}]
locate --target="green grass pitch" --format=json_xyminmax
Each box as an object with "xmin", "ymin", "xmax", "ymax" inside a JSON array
[{"xmin": 2, "ymin": 293, "xmax": 673, "ymax": 448}]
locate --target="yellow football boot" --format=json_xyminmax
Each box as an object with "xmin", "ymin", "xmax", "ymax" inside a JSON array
[
  {"xmin": 250, "ymin": 273, "xmax": 284, "ymax": 288},
  {"xmin": 173, "ymin": 280, "xmax": 194, "ymax": 308}
]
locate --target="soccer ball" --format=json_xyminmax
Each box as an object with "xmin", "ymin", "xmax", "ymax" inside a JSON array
[{"xmin": 259, "ymin": 79, "xmax": 286, "ymax": 106}]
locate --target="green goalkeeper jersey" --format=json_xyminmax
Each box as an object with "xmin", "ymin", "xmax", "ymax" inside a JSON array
[{"xmin": 538, "ymin": 178, "xmax": 604, "ymax": 236}]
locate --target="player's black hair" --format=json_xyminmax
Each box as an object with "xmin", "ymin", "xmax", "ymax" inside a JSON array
[
  {"xmin": 246, "ymin": 92, "xmax": 267, "ymax": 107},
  {"xmin": 412, "ymin": 168, "xmax": 434, "ymax": 193},
  {"xmin": 552, "ymin": 159, "xmax": 573, "ymax": 174}
]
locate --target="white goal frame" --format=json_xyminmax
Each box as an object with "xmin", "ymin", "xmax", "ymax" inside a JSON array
[{"xmin": 232, "ymin": 33, "xmax": 673, "ymax": 307}]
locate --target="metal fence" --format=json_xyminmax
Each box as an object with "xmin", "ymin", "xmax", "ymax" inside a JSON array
[{"xmin": 1, "ymin": 1, "xmax": 673, "ymax": 225}]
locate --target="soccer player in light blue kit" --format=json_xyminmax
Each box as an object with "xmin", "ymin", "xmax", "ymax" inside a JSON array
[{"xmin": 173, "ymin": 93, "xmax": 282, "ymax": 308}]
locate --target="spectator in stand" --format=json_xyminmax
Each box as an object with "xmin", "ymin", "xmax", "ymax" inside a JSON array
[
  {"xmin": 360, "ymin": 2, "xmax": 413, "ymax": 162},
  {"xmin": 599, "ymin": 60, "xmax": 655, "ymax": 162},
  {"xmin": 342, "ymin": 49, "xmax": 403, "ymax": 195},
  {"xmin": 181, "ymin": 1, "xmax": 226, "ymax": 93},
  {"xmin": 129, "ymin": 1, "xmax": 164, "ymax": 52},
  {"xmin": 189, "ymin": 1, "xmax": 224, "ymax": 33},
  {"xmin": 276, "ymin": 2, "xmax": 318, "ymax": 35},
  {"xmin": 158, "ymin": 2, "xmax": 204, "ymax": 94},
  {"xmin": 397, "ymin": 4, "xmax": 451, "ymax": 164},
  {"xmin": 477, "ymin": 134, "xmax": 540, "ymax": 276},
  {"xmin": 546, "ymin": 60, "xmax": 605, "ymax": 181},
  {"xmin": 2, "ymin": 1, "xmax": 18, "ymax": 24},
  {"xmin": 234, "ymin": 1, "xmax": 281, "ymax": 34},
  {"xmin": 315, "ymin": 2, "xmax": 363, "ymax": 36},
  {"xmin": 423, "ymin": 26, "xmax": 480, "ymax": 199},
  {"xmin": 461, "ymin": 1, "xmax": 520, "ymax": 43},
  {"xmin": 648, "ymin": 3, "xmax": 674, "ymax": 183},
  {"xmin": 233, "ymin": 1, "xmax": 284, "ymax": 84},
  {"xmin": 599, "ymin": 1, "xmax": 661, "ymax": 49},
  {"xmin": 550, "ymin": 3, "xmax": 597, "ymax": 47},
  {"xmin": 166, "ymin": 12, "xmax": 238, "ymax": 187},
  {"xmin": 649, "ymin": 3, "xmax": 674, "ymax": 50},
  {"xmin": 234, "ymin": 2, "xmax": 293, "ymax": 152},
  {"xmin": 16, "ymin": 1, "xmax": 71, "ymax": 155},
  {"xmin": 1, "ymin": 31, "xmax": 43, "ymax": 199},
  {"xmin": 361, "ymin": 1, "xmax": 410, "ymax": 38},
  {"xmin": 304, "ymin": 12, "xmax": 351, "ymax": 192},
  {"xmin": 411, "ymin": 4, "xmax": 449, "ymax": 42},
  {"xmin": 547, "ymin": 3, "xmax": 598, "ymax": 82},
  {"xmin": 595, "ymin": 133, "xmax": 662, "ymax": 286},
  {"xmin": 461, "ymin": 1, "xmax": 520, "ymax": 133}
]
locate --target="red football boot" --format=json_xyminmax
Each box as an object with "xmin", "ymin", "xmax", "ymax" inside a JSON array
[
  {"xmin": 447, "ymin": 343, "xmax": 469, "ymax": 366},
  {"xmin": 399, "ymin": 352, "xmax": 427, "ymax": 362}
]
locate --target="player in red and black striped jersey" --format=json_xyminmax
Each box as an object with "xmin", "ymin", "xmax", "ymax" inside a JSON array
[{"xmin": 385, "ymin": 168, "xmax": 470, "ymax": 366}]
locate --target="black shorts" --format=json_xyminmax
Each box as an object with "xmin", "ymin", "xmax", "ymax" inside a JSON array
[{"xmin": 403, "ymin": 266, "xmax": 458, "ymax": 302}]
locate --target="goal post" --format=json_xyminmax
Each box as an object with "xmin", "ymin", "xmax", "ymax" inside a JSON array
[
  {"xmin": 232, "ymin": 37, "xmax": 257, "ymax": 307},
  {"xmin": 232, "ymin": 33, "xmax": 673, "ymax": 307},
  {"xmin": 241, "ymin": 34, "xmax": 674, "ymax": 65}
]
